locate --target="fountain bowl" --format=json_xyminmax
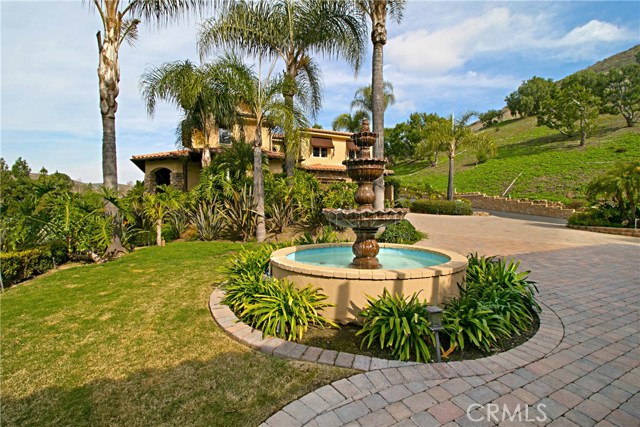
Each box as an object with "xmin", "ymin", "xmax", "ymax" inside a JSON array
[{"xmin": 270, "ymin": 243, "xmax": 468, "ymax": 323}]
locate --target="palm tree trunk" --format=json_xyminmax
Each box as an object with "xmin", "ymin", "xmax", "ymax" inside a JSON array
[
  {"xmin": 371, "ymin": 36, "xmax": 385, "ymax": 209},
  {"xmin": 283, "ymin": 92, "xmax": 296, "ymax": 177},
  {"xmin": 98, "ymin": 15, "xmax": 125, "ymax": 256},
  {"xmin": 254, "ymin": 129, "xmax": 266, "ymax": 242},
  {"xmin": 156, "ymin": 219, "xmax": 163, "ymax": 246},
  {"xmin": 447, "ymin": 153, "xmax": 455, "ymax": 201}
]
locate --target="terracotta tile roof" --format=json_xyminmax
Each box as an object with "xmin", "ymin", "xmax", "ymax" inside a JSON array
[
  {"xmin": 272, "ymin": 128, "xmax": 353, "ymax": 140},
  {"xmin": 263, "ymin": 150, "xmax": 284, "ymax": 159},
  {"xmin": 299, "ymin": 163, "xmax": 347, "ymax": 172},
  {"xmin": 131, "ymin": 149, "xmax": 192, "ymax": 160}
]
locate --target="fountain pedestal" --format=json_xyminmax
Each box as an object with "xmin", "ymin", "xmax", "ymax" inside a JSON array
[{"xmin": 323, "ymin": 120, "xmax": 409, "ymax": 269}]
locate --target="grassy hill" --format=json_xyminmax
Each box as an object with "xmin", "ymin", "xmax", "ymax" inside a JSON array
[
  {"xmin": 392, "ymin": 114, "xmax": 640, "ymax": 205},
  {"xmin": 583, "ymin": 44, "xmax": 640, "ymax": 74}
]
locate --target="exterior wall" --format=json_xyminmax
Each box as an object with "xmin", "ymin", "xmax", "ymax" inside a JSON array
[
  {"xmin": 300, "ymin": 133, "xmax": 352, "ymax": 168},
  {"xmin": 458, "ymin": 192, "xmax": 576, "ymax": 219},
  {"xmin": 186, "ymin": 162, "xmax": 201, "ymax": 191},
  {"xmin": 144, "ymin": 159, "xmax": 188, "ymax": 191},
  {"xmin": 266, "ymin": 158, "xmax": 284, "ymax": 174}
]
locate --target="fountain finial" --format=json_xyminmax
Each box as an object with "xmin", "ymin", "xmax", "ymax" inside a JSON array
[{"xmin": 360, "ymin": 119, "xmax": 370, "ymax": 133}]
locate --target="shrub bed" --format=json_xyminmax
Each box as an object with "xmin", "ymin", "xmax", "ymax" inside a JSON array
[
  {"xmin": 377, "ymin": 220, "xmax": 426, "ymax": 244},
  {"xmin": 0, "ymin": 247, "xmax": 64, "ymax": 286},
  {"xmin": 410, "ymin": 199, "xmax": 473, "ymax": 215}
]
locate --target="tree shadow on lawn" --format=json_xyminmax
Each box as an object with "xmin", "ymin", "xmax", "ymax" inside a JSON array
[{"xmin": 1, "ymin": 352, "xmax": 351, "ymax": 427}]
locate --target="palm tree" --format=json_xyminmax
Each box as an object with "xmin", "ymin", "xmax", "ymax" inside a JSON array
[
  {"xmin": 587, "ymin": 161, "xmax": 640, "ymax": 226},
  {"xmin": 416, "ymin": 112, "xmax": 480, "ymax": 201},
  {"xmin": 199, "ymin": 0, "xmax": 366, "ymax": 177},
  {"xmin": 332, "ymin": 110, "xmax": 369, "ymax": 132},
  {"xmin": 215, "ymin": 55, "xmax": 302, "ymax": 242},
  {"xmin": 140, "ymin": 60, "xmax": 238, "ymax": 168},
  {"xmin": 350, "ymin": 81, "xmax": 396, "ymax": 117},
  {"xmin": 356, "ymin": 0, "xmax": 406, "ymax": 209},
  {"xmin": 90, "ymin": 0, "xmax": 207, "ymax": 255},
  {"xmin": 143, "ymin": 184, "xmax": 181, "ymax": 246}
]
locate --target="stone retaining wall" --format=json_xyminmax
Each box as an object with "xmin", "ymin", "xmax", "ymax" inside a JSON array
[
  {"xmin": 458, "ymin": 192, "xmax": 575, "ymax": 219},
  {"xmin": 567, "ymin": 224, "xmax": 640, "ymax": 238}
]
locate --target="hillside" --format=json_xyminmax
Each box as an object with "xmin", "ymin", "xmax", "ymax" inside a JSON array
[
  {"xmin": 584, "ymin": 44, "xmax": 640, "ymax": 74},
  {"xmin": 392, "ymin": 115, "xmax": 640, "ymax": 205}
]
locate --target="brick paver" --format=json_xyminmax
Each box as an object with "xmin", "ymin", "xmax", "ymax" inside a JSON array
[{"xmin": 223, "ymin": 214, "xmax": 640, "ymax": 426}]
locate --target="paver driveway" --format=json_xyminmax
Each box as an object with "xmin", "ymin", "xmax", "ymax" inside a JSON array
[{"xmin": 263, "ymin": 213, "xmax": 639, "ymax": 427}]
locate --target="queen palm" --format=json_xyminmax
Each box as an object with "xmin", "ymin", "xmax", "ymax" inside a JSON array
[
  {"xmin": 356, "ymin": 0, "xmax": 406, "ymax": 208},
  {"xmin": 139, "ymin": 60, "xmax": 237, "ymax": 168},
  {"xmin": 90, "ymin": 0, "xmax": 207, "ymax": 255},
  {"xmin": 198, "ymin": 0, "xmax": 366, "ymax": 177},
  {"xmin": 350, "ymin": 81, "xmax": 396, "ymax": 117},
  {"xmin": 587, "ymin": 161, "xmax": 640, "ymax": 226},
  {"xmin": 332, "ymin": 110, "xmax": 370, "ymax": 132}
]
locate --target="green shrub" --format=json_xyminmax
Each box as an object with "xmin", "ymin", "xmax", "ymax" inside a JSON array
[
  {"xmin": 190, "ymin": 200, "xmax": 226, "ymax": 241},
  {"xmin": 410, "ymin": 199, "xmax": 473, "ymax": 215},
  {"xmin": 323, "ymin": 182, "xmax": 357, "ymax": 209},
  {"xmin": 223, "ymin": 243, "xmax": 287, "ymax": 289},
  {"xmin": 241, "ymin": 278, "xmax": 337, "ymax": 341},
  {"xmin": 0, "ymin": 248, "xmax": 55, "ymax": 286},
  {"xmin": 568, "ymin": 202, "xmax": 636, "ymax": 228},
  {"xmin": 294, "ymin": 226, "xmax": 342, "ymax": 245},
  {"xmin": 377, "ymin": 220, "xmax": 426, "ymax": 244},
  {"xmin": 357, "ymin": 290, "xmax": 435, "ymax": 362},
  {"xmin": 444, "ymin": 254, "xmax": 539, "ymax": 352}
]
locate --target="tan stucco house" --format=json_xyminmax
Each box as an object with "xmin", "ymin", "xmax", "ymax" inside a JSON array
[{"xmin": 131, "ymin": 124, "xmax": 390, "ymax": 190}]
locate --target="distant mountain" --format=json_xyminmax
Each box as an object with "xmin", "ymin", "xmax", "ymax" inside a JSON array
[
  {"xmin": 583, "ymin": 44, "xmax": 640, "ymax": 74},
  {"xmin": 29, "ymin": 173, "xmax": 133, "ymax": 193}
]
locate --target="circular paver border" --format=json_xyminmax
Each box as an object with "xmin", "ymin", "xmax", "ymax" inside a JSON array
[{"xmin": 208, "ymin": 288, "xmax": 564, "ymax": 374}]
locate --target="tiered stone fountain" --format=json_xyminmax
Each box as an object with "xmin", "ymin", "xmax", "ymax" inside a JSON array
[
  {"xmin": 270, "ymin": 120, "xmax": 468, "ymax": 322},
  {"xmin": 322, "ymin": 119, "xmax": 408, "ymax": 269}
]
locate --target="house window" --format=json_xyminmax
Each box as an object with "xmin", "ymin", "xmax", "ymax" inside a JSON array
[
  {"xmin": 219, "ymin": 128, "xmax": 231, "ymax": 145},
  {"xmin": 313, "ymin": 147, "xmax": 329, "ymax": 157}
]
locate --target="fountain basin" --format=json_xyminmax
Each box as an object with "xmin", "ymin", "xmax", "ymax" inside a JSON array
[{"xmin": 270, "ymin": 243, "xmax": 468, "ymax": 323}]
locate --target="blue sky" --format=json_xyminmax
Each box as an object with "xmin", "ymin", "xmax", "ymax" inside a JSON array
[{"xmin": 1, "ymin": 1, "xmax": 638, "ymax": 184}]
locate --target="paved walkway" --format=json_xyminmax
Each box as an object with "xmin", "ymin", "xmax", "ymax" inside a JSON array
[{"xmin": 261, "ymin": 214, "xmax": 639, "ymax": 427}]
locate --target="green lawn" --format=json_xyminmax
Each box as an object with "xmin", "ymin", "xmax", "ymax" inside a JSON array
[
  {"xmin": 0, "ymin": 242, "xmax": 352, "ymax": 427},
  {"xmin": 393, "ymin": 115, "xmax": 640, "ymax": 204}
]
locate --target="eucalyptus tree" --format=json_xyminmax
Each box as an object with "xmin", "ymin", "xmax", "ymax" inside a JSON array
[
  {"xmin": 215, "ymin": 54, "xmax": 304, "ymax": 241},
  {"xmin": 198, "ymin": 0, "xmax": 367, "ymax": 177},
  {"xmin": 416, "ymin": 112, "xmax": 481, "ymax": 201},
  {"xmin": 350, "ymin": 81, "xmax": 396, "ymax": 117},
  {"xmin": 355, "ymin": 0, "xmax": 406, "ymax": 209},
  {"xmin": 140, "ymin": 60, "xmax": 237, "ymax": 167},
  {"xmin": 332, "ymin": 110, "xmax": 369, "ymax": 132}
]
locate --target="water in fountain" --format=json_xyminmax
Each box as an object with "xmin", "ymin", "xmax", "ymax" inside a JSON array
[{"xmin": 322, "ymin": 120, "xmax": 409, "ymax": 269}]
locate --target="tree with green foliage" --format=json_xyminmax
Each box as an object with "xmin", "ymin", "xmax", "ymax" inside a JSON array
[
  {"xmin": 199, "ymin": 0, "xmax": 366, "ymax": 177},
  {"xmin": 538, "ymin": 73, "xmax": 600, "ymax": 146},
  {"xmin": 386, "ymin": 112, "xmax": 443, "ymax": 164},
  {"xmin": 600, "ymin": 65, "xmax": 640, "ymax": 127},
  {"xmin": 350, "ymin": 81, "xmax": 396, "ymax": 117},
  {"xmin": 478, "ymin": 109, "xmax": 503, "ymax": 128},
  {"xmin": 332, "ymin": 110, "xmax": 370, "ymax": 132},
  {"xmin": 140, "ymin": 60, "xmax": 237, "ymax": 167},
  {"xmin": 587, "ymin": 161, "xmax": 640, "ymax": 226},
  {"xmin": 143, "ymin": 184, "xmax": 181, "ymax": 246},
  {"xmin": 215, "ymin": 54, "xmax": 302, "ymax": 242},
  {"xmin": 356, "ymin": 0, "xmax": 406, "ymax": 209},
  {"xmin": 90, "ymin": 0, "xmax": 208, "ymax": 257},
  {"xmin": 505, "ymin": 76, "xmax": 555, "ymax": 118},
  {"xmin": 415, "ymin": 112, "xmax": 483, "ymax": 200}
]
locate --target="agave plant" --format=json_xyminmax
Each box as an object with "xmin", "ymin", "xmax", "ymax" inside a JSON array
[
  {"xmin": 190, "ymin": 199, "xmax": 226, "ymax": 241},
  {"xmin": 223, "ymin": 184, "xmax": 257, "ymax": 242}
]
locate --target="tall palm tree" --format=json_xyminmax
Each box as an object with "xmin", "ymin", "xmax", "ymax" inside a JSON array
[
  {"xmin": 332, "ymin": 110, "xmax": 370, "ymax": 132},
  {"xmin": 90, "ymin": 0, "xmax": 208, "ymax": 255},
  {"xmin": 416, "ymin": 112, "xmax": 479, "ymax": 201},
  {"xmin": 199, "ymin": 0, "xmax": 366, "ymax": 177},
  {"xmin": 356, "ymin": 0, "xmax": 406, "ymax": 209},
  {"xmin": 216, "ymin": 54, "xmax": 303, "ymax": 242},
  {"xmin": 140, "ymin": 60, "xmax": 237, "ymax": 167},
  {"xmin": 350, "ymin": 81, "xmax": 396, "ymax": 117}
]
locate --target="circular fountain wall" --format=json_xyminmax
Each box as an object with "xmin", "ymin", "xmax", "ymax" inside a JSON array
[{"xmin": 270, "ymin": 243, "xmax": 468, "ymax": 323}]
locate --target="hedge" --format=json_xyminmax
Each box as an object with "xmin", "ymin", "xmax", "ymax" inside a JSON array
[
  {"xmin": 377, "ymin": 220, "xmax": 426, "ymax": 244},
  {"xmin": 1, "ymin": 248, "xmax": 56, "ymax": 286},
  {"xmin": 410, "ymin": 199, "xmax": 473, "ymax": 216}
]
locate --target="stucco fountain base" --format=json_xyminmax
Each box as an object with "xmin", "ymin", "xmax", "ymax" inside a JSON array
[{"xmin": 270, "ymin": 243, "xmax": 468, "ymax": 323}]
